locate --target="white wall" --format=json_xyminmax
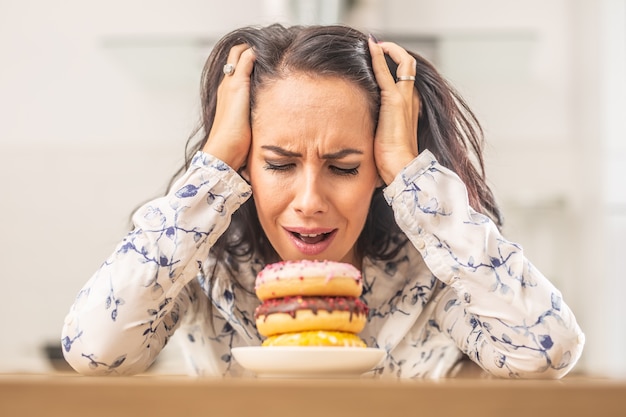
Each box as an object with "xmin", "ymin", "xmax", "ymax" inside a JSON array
[
  {"xmin": 1, "ymin": 0, "xmax": 623, "ymax": 376},
  {"xmin": 570, "ymin": 0, "xmax": 626, "ymax": 378},
  {"xmin": 0, "ymin": 0, "xmax": 269, "ymax": 372}
]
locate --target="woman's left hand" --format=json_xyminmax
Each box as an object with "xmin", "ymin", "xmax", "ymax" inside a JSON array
[{"xmin": 368, "ymin": 37, "xmax": 420, "ymax": 185}]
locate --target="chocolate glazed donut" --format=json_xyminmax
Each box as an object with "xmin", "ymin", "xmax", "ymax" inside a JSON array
[{"xmin": 255, "ymin": 295, "xmax": 369, "ymax": 336}]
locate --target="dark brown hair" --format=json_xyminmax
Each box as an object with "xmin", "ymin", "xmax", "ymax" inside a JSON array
[{"xmin": 170, "ymin": 23, "xmax": 502, "ymax": 265}]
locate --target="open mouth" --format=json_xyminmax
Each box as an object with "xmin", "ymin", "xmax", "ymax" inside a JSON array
[
  {"xmin": 284, "ymin": 227, "xmax": 337, "ymax": 256},
  {"xmin": 291, "ymin": 231, "xmax": 332, "ymax": 244}
]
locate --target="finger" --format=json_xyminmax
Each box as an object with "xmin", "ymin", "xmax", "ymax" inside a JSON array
[
  {"xmin": 411, "ymin": 90, "xmax": 420, "ymax": 154},
  {"xmin": 379, "ymin": 41, "xmax": 417, "ymax": 97},
  {"xmin": 368, "ymin": 36, "xmax": 396, "ymax": 91},
  {"xmin": 216, "ymin": 45, "xmax": 255, "ymax": 103},
  {"xmin": 233, "ymin": 47, "xmax": 256, "ymax": 80},
  {"xmin": 223, "ymin": 43, "xmax": 252, "ymax": 78},
  {"xmin": 380, "ymin": 42, "xmax": 418, "ymax": 151}
]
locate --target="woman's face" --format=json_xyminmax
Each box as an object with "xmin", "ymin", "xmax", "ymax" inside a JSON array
[{"xmin": 247, "ymin": 74, "xmax": 379, "ymax": 267}]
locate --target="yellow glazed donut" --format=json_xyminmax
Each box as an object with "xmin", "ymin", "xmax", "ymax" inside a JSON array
[
  {"xmin": 262, "ymin": 330, "xmax": 367, "ymax": 347},
  {"xmin": 255, "ymin": 260, "xmax": 362, "ymax": 301},
  {"xmin": 255, "ymin": 295, "xmax": 368, "ymax": 337}
]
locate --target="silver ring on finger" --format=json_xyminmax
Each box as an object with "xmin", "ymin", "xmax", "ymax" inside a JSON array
[
  {"xmin": 396, "ymin": 75, "xmax": 416, "ymax": 82},
  {"xmin": 223, "ymin": 63, "xmax": 235, "ymax": 76}
]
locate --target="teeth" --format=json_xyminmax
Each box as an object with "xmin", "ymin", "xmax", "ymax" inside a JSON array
[{"xmin": 300, "ymin": 233, "xmax": 322, "ymax": 237}]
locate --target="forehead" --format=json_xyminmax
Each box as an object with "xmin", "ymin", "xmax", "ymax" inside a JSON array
[{"xmin": 251, "ymin": 75, "xmax": 374, "ymax": 148}]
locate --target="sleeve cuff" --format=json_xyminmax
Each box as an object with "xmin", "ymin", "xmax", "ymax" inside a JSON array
[
  {"xmin": 383, "ymin": 149, "xmax": 437, "ymax": 205},
  {"xmin": 190, "ymin": 151, "xmax": 252, "ymax": 197}
]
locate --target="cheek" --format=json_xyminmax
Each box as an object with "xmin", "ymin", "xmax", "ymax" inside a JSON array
[
  {"xmin": 250, "ymin": 166, "xmax": 286, "ymax": 220},
  {"xmin": 345, "ymin": 190, "xmax": 373, "ymax": 225},
  {"xmin": 361, "ymin": 171, "xmax": 379, "ymax": 210},
  {"xmin": 341, "ymin": 177, "xmax": 378, "ymax": 223}
]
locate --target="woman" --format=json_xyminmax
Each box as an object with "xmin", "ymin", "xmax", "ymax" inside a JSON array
[{"xmin": 61, "ymin": 24, "xmax": 584, "ymax": 378}]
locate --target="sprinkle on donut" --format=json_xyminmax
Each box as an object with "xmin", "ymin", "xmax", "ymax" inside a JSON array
[
  {"xmin": 255, "ymin": 260, "xmax": 362, "ymax": 288},
  {"xmin": 255, "ymin": 260, "xmax": 363, "ymax": 301}
]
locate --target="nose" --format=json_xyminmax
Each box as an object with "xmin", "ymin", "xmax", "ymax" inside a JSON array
[{"xmin": 292, "ymin": 169, "xmax": 328, "ymax": 216}]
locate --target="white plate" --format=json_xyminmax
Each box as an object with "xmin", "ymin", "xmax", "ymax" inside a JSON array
[{"xmin": 231, "ymin": 346, "xmax": 385, "ymax": 378}]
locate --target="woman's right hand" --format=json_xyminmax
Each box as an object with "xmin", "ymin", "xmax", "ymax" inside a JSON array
[{"xmin": 202, "ymin": 44, "xmax": 256, "ymax": 172}]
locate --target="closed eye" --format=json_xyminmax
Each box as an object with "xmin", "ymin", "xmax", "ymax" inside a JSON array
[
  {"xmin": 264, "ymin": 162, "xmax": 294, "ymax": 172},
  {"xmin": 330, "ymin": 165, "xmax": 359, "ymax": 176},
  {"xmin": 263, "ymin": 161, "xmax": 359, "ymax": 176}
]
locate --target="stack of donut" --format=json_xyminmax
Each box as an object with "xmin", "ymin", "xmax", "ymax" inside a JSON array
[{"xmin": 254, "ymin": 260, "xmax": 369, "ymax": 347}]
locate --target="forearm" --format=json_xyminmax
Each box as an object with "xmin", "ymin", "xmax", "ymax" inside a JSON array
[
  {"xmin": 62, "ymin": 152, "xmax": 251, "ymax": 375},
  {"xmin": 384, "ymin": 150, "xmax": 584, "ymax": 378},
  {"xmin": 433, "ymin": 266, "xmax": 584, "ymax": 378}
]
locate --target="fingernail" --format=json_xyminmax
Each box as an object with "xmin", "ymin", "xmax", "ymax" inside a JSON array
[{"xmin": 368, "ymin": 33, "xmax": 380, "ymax": 43}]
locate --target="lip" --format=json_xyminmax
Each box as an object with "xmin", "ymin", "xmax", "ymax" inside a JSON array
[{"xmin": 283, "ymin": 226, "xmax": 337, "ymax": 256}]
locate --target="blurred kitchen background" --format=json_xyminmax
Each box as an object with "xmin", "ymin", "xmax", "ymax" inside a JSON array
[{"xmin": 0, "ymin": 0, "xmax": 624, "ymax": 377}]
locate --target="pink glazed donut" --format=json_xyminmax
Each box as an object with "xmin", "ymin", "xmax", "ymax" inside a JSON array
[{"xmin": 254, "ymin": 260, "xmax": 363, "ymax": 301}]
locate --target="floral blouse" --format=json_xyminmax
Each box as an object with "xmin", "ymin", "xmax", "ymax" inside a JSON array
[{"xmin": 61, "ymin": 150, "xmax": 585, "ymax": 378}]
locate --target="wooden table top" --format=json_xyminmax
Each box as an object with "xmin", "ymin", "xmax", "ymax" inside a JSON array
[{"xmin": 1, "ymin": 373, "xmax": 625, "ymax": 417}]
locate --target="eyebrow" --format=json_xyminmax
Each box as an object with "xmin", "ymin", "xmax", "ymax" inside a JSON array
[{"xmin": 261, "ymin": 145, "xmax": 363, "ymax": 159}]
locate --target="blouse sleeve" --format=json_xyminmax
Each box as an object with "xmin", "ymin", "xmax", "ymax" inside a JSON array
[
  {"xmin": 383, "ymin": 149, "xmax": 585, "ymax": 378},
  {"xmin": 61, "ymin": 152, "xmax": 252, "ymax": 375}
]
